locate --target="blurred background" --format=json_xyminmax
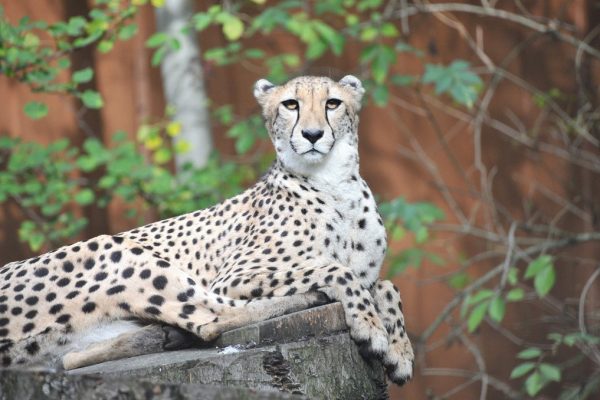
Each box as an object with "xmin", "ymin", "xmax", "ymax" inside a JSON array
[{"xmin": 1, "ymin": 1, "xmax": 599, "ymax": 399}]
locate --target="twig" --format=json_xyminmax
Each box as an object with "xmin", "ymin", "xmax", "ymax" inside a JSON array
[
  {"xmin": 419, "ymin": 231, "xmax": 600, "ymax": 342},
  {"xmin": 395, "ymin": 3, "xmax": 600, "ymax": 59},
  {"xmin": 578, "ymin": 267, "xmax": 600, "ymax": 336},
  {"xmin": 422, "ymin": 368, "xmax": 524, "ymax": 399}
]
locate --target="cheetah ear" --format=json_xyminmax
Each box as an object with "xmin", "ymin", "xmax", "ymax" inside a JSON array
[
  {"xmin": 253, "ymin": 79, "xmax": 276, "ymax": 106},
  {"xmin": 339, "ymin": 75, "xmax": 365, "ymax": 102}
]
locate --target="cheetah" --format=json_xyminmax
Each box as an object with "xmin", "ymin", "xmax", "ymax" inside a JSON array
[{"xmin": 0, "ymin": 75, "xmax": 414, "ymax": 385}]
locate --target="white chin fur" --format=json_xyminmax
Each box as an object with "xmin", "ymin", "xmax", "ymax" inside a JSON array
[{"xmin": 301, "ymin": 151, "xmax": 327, "ymax": 164}]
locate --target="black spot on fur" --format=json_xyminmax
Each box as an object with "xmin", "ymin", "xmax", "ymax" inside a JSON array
[
  {"xmin": 110, "ymin": 251, "xmax": 122, "ymax": 263},
  {"xmin": 82, "ymin": 302, "xmax": 96, "ymax": 313},
  {"xmin": 56, "ymin": 278, "xmax": 70, "ymax": 287},
  {"xmin": 106, "ymin": 285, "xmax": 126, "ymax": 295},
  {"xmin": 145, "ymin": 306, "xmax": 161, "ymax": 315},
  {"xmin": 62, "ymin": 261, "xmax": 74, "ymax": 273},
  {"xmin": 34, "ymin": 268, "xmax": 49, "ymax": 278},
  {"xmin": 25, "ymin": 341, "xmax": 40, "ymax": 355},
  {"xmin": 149, "ymin": 295, "xmax": 165, "ymax": 306},
  {"xmin": 49, "ymin": 304, "xmax": 63, "ymax": 314},
  {"xmin": 84, "ymin": 258, "xmax": 95, "ymax": 270},
  {"xmin": 153, "ymin": 276, "xmax": 168, "ymax": 290}
]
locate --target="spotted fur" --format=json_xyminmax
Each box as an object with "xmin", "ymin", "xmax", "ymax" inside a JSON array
[{"xmin": 0, "ymin": 75, "xmax": 413, "ymax": 384}]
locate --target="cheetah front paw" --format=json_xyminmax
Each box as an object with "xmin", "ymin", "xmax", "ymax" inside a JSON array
[
  {"xmin": 382, "ymin": 334, "xmax": 414, "ymax": 385},
  {"xmin": 348, "ymin": 313, "xmax": 389, "ymax": 360}
]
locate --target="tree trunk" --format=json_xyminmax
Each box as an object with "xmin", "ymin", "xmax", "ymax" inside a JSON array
[{"xmin": 155, "ymin": 0, "xmax": 212, "ymax": 170}]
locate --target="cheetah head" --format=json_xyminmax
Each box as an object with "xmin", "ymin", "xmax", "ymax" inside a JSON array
[{"xmin": 254, "ymin": 75, "xmax": 365, "ymax": 175}]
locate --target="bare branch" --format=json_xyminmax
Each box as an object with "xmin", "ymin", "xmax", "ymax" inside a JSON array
[{"xmin": 395, "ymin": 3, "xmax": 600, "ymax": 59}]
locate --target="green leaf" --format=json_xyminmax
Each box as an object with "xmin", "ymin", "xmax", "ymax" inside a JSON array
[
  {"xmin": 387, "ymin": 248, "xmax": 424, "ymax": 278},
  {"xmin": 193, "ymin": 13, "xmax": 212, "ymax": 31},
  {"xmin": 24, "ymin": 101, "xmax": 48, "ymax": 120},
  {"xmin": 534, "ymin": 263, "xmax": 555, "ymax": 297},
  {"xmin": 174, "ymin": 140, "xmax": 190, "ymax": 154},
  {"xmin": 371, "ymin": 46, "xmax": 396, "ymax": 83},
  {"xmin": 422, "ymin": 60, "xmax": 482, "ymax": 108},
  {"xmin": 57, "ymin": 58, "xmax": 71, "ymax": 70},
  {"xmin": 235, "ymin": 133, "xmax": 255, "ymax": 154},
  {"xmin": 222, "ymin": 15, "xmax": 244, "ymax": 41},
  {"xmin": 306, "ymin": 39, "xmax": 328, "ymax": 60},
  {"xmin": 488, "ymin": 296, "xmax": 506, "ymax": 322},
  {"xmin": 507, "ymin": 267, "xmax": 519, "ymax": 285},
  {"xmin": 245, "ymin": 48, "xmax": 265, "ymax": 59},
  {"xmin": 539, "ymin": 363, "xmax": 561, "ymax": 382},
  {"xmin": 380, "ymin": 22, "xmax": 399, "ymax": 38},
  {"xmin": 510, "ymin": 362, "xmax": 535, "ymax": 379},
  {"xmin": 467, "ymin": 301, "xmax": 488, "ymax": 332},
  {"xmin": 41, "ymin": 203, "xmax": 62, "ymax": 217},
  {"xmin": 29, "ymin": 233, "xmax": 45, "ymax": 252},
  {"xmin": 415, "ymin": 226, "xmax": 428, "ymax": 243},
  {"xmin": 518, "ymin": 347, "xmax": 541, "ymax": 359},
  {"xmin": 525, "ymin": 372, "xmax": 543, "ymax": 396},
  {"xmin": 146, "ymin": 32, "xmax": 169, "ymax": 48},
  {"xmin": 525, "ymin": 255, "xmax": 552, "ymax": 279},
  {"xmin": 80, "ymin": 90, "xmax": 104, "ymax": 109},
  {"xmin": 357, "ymin": 0, "xmax": 382, "ymax": 11},
  {"xmin": 72, "ymin": 67, "xmax": 93, "ymax": 83},
  {"xmin": 77, "ymin": 156, "xmax": 99, "ymax": 172},
  {"xmin": 74, "ymin": 188, "xmax": 95, "ymax": 205},
  {"xmin": 153, "ymin": 147, "xmax": 172, "ymax": 164},
  {"xmin": 391, "ymin": 225, "xmax": 406, "ymax": 241},
  {"xmin": 371, "ymin": 85, "xmax": 389, "ymax": 106},
  {"xmin": 118, "ymin": 23, "xmax": 138, "ymax": 40},
  {"xmin": 98, "ymin": 39, "xmax": 114, "ymax": 53},
  {"xmin": 151, "ymin": 46, "xmax": 167, "ymax": 66},
  {"xmin": 466, "ymin": 289, "xmax": 494, "ymax": 305},
  {"xmin": 391, "ymin": 74, "xmax": 415, "ymax": 87},
  {"xmin": 98, "ymin": 175, "xmax": 117, "ymax": 189},
  {"xmin": 506, "ymin": 287, "xmax": 524, "ymax": 301},
  {"xmin": 313, "ymin": 21, "xmax": 344, "ymax": 55},
  {"xmin": 23, "ymin": 32, "xmax": 40, "ymax": 48},
  {"xmin": 67, "ymin": 16, "xmax": 86, "ymax": 35},
  {"xmin": 360, "ymin": 26, "xmax": 378, "ymax": 41},
  {"xmin": 448, "ymin": 272, "xmax": 470, "ymax": 290}
]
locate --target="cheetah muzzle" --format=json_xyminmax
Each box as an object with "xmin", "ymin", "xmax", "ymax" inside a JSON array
[{"xmin": 0, "ymin": 75, "xmax": 414, "ymax": 386}]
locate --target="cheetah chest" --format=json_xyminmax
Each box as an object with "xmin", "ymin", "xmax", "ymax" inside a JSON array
[{"xmin": 318, "ymin": 186, "xmax": 387, "ymax": 286}]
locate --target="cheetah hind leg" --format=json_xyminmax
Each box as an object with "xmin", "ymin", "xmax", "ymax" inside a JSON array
[
  {"xmin": 197, "ymin": 291, "xmax": 329, "ymax": 341},
  {"xmin": 62, "ymin": 323, "xmax": 199, "ymax": 370},
  {"xmin": 62, "ymin": 292, "xmax": 328, "ymax": 370},
  {"xmin": 371, "ymin": 279, "xmax": 414, "ymax": 385}
]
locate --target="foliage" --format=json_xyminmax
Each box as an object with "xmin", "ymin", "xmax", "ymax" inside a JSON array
[
  {"xmin": 0, "ymin": 130, "xmax": 250, "ymax": 252},
  {"xmin": 422, "ymin": 60, "xmax": 482, "ymax": 109},
  {"xmin": 379, "ymin": 197, "xmax": 445, "ymax": 276},
  {"xmin": 0, "ymin": 0, "xmax": 137, "ymax": 114}
]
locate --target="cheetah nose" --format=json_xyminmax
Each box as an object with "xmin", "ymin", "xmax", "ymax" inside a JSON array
[{"xmin": 302, "ymin": 129, "xmax": 324, "ymax": 144}]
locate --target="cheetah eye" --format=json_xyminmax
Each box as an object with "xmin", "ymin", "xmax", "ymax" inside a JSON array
[
  {"xmin": 326, "ymin": 99, "xmax": 342, "ymax": 110},
  {"xmin": 281, "ymin": 100, "xmax": 299, "ymax": 110}
]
